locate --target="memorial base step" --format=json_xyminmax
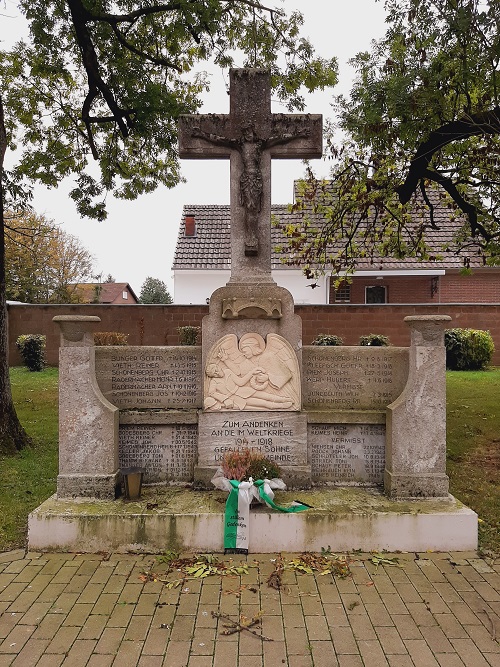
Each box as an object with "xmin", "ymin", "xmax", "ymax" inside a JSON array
[{"xmin": 28, "ymin": 486, "xmax": 478, "ymax": 554}]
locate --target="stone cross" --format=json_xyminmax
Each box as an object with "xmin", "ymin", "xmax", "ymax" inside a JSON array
[{"xmin": 179, "ymin": 69, "xmax": 322, "ymax": 282}]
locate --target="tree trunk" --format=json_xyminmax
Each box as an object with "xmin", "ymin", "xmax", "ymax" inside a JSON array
[{"xmin": 0, "ymin": 93, "xmax": 31, "ymax": 454}]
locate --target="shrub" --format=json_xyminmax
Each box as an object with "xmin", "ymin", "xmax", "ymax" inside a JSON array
[
  {"xmin": 94, "ymin": 332, "xmax": 129, "ymax": 346},
  {"xmin": 311, "ymin": 333, "xmax": 344, "ymax": 346},
  {"xmin": 445, "ymin": 328, "xmax": 495, "ymax": 370},
  {"xmin": 178, "ymin": 326, "xmax": 200, "ymax": 345},
  {"xmin": 359, "ymin": 333, "xmax": 390, "ymax": 347},
  {"xmin": 16, "ymin": 334, "xmax": 46, "ymax": 371},
  {"xmin": 221, "ymin": 448, "xmax": 282, "ymax": 481}
]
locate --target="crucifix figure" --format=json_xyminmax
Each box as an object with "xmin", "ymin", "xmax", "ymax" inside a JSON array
[{"xmin": 179, "ymin": 69, "xmax": 322, "ymax": 281}]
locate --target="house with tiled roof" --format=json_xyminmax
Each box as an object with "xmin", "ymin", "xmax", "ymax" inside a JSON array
[
  {"xmin": 69, "ymin": 282, "xmax": 139, "ymax": 304},
  {"xmin": 172, "ymin": 188, "xmax": 500, "ymax": 306}
]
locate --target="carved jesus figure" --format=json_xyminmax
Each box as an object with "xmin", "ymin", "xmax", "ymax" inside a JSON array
[{"xmin": 191, "ymin": 122, "xmax": 311, "ymax": 256}]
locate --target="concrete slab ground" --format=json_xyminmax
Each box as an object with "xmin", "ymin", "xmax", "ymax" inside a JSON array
[
  {"xmin": 28, "ymin": 487, "xmax": 478, "ymax": 554},
  {"xmin": 0, "ymin": 548, "xmax": 498, "ymax": 666}
]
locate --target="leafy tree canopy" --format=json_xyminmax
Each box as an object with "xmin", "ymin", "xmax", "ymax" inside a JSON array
[
  {"xmin": 5, "ymin": 210, "xmax": 94, "ymax": 303},
  {"xmin": 0, "ymin": 0, "xmax": 337, "ymax": 220},
  {"xmin": 281, "ymin": 0, "xmax": 500, "ymax": 276},
  {"xmin": 139, "ymin": 276, "xmax": 172, "ymax": 303}
]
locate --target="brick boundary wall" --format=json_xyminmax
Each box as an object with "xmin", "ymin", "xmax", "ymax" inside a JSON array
[{"xmin": 7, "ymin": 302, "xmax": 500, "ymax": 366}]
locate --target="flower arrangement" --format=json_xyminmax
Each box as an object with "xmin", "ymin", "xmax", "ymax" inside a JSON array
[{"xmin": 221, "ymin": 448, "xmax": 281, "ymax": 482}]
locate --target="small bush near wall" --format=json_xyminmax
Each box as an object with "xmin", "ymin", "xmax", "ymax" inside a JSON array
[
  {"xmin": 178, "ymin": 326, "xmax": 200, "ymax": 345},
  {"xmin": 359, "ymin": 333, "xmax": 390, "ymax": 346},
  {"xmin": 311, "ymin": 334, "xmax": 344, "ymax": 346},
  {"xmin": 94, "ymin": 332, "xmax": 129, "ymax": 346},
  {"xmin": 445, "ymin": 328, "xmax": 495, "ymax": 370},
  {"xmin": 16, "ymin": 335, "xmax": 46, "ymax": 371}
]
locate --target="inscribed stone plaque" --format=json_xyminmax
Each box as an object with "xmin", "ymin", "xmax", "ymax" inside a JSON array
[
  {"xmin": 95, "ymin": 346, "xmax": 202, "ymax": 409},
  {"xmin": 309, "ymin": 423, "xmax": 386, "ymax": 484},
  {"xmin": 302, "ymin": 347, "xmax": 409, "ymax": 410},
  {"xmin": 119, "ymin": 424, "xmax": 197, "ymax": 483},
  {"xmin": 197, "ymin": 411, "xmax": 307, "ymax": 467}
]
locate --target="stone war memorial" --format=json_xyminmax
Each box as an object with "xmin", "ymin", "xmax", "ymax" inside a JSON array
[{"xmin": 29, "ymin": 69, "xmax": 477, "ymax": 553}]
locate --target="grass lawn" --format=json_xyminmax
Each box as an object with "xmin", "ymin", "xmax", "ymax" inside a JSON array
[{"xmin": 1, "ymin": 366, "xmax": 499, "ymax": 554}]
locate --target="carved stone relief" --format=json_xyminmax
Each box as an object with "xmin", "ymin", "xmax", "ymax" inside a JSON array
[{"xmin": 204, "ymin": 333, "xmax": 300, "ymax": 411}]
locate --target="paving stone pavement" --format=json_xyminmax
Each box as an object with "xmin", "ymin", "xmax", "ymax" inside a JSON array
[{"xmin": 0, "ymin": 549, "xmax": 499, "ymax": 666}]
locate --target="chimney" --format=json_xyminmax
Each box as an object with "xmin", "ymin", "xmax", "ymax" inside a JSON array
[{"xmin": 185, "ymin": 216, "xmax": 196, "ymax": 237}]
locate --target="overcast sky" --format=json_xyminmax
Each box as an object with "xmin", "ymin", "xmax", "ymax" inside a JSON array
[{"xmin": 1, "ymin": 1, "xmax": 387, "ymax": 297}]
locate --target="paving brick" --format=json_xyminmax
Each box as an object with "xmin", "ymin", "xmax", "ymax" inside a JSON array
[
  {"xmin": 169, "ymin": 614, "xmax": 195, "ymax": 641},
  {"xmin": 419, "ymin": 625, "xmax": 455, "ymax": 652},
  {"xmin": 309, "ymin": 641, "xmax": 339, "ymax": 667},
  {"xmin": 365, "ymin": 602, "xmax": 395, "ymax": 627},
  {"xmin": 31, "ymin": 613, "xmax": 65, "ymax": 640},
  {"xmin": 124, "ymin": 615, "xmax": 152, "ymax": 642},
  {"xmin": 403, "ymin": 639, "xmax": 441, "ymax": 667},
  {"xmin": 434, "ymin": 613, "xmax": 470, "ymax": 638},
  {"xmin": 94, "ymin": 627, "xmax": 126, "ymax": 654},
  {"xmin": 137, "ymin": 656, "xmax": 163, "ymax": 667},
  {"xmin": 10, "ymin": 638, "xmax": 49, "ymax": 667},
  {"xmin": 390, "ymin": 614, "xmax": 423, "ymax": 640},
  {"xmin": 60, "ymin": 639, "xmax": 97, "ymax": 667},
  {"xmin": 213, "ymin": 640, "xmax": 238, "ymax": 665},
  {"xmin": 0, "ymin": 625, "xmax": 37, "ymax": 655},
  {"xmin": 186, "ymin": 656, "xmax": 214, "ymax": 667},
  {"xmin": 18, "ymin": 602, "xmax": 52, "ymax": 627},
  {"xmin": 323, "ymin": 603, "xmax": 350, "ymax": 627},
  {"xmin": 107, "ymin": 603, "xmax": 136, "ymax": 628},
  {"xmin": 78, "ymin": 614, "xmax": 107, "ymax": 641},
  {"xmin": 111, "ymin": 639, "xmax": 144, "ymax": 666},
  {"xmin": 163, "ymin": 640, "xmax": 191, "ymax": 667},
  {"xmin": 45, "ymin": 625, "xmax": 81, "ymax": 654},
  {"xmin": 142, "ymin": 626, "xmax": 171, "ymax": 655},
  {"xmin": 450, "ymin": 637, "xmax": 493, "ymax": 666},
  {"xmin": 406, "ymin": 602, "xmax": 438, "ymax": 627},
  {"xmin": 463, "ymin": 622, "xmax": 500, "ymax": 653},
  {"xmin": 329, "ymin": 626, "xmax": 359, "ymax": 655},
  {"xmin": 284, "ymin": 626, "xmax": 309, "ymax": 655},
  {"xmin": 62, "ymin": 603, "xmax": 94, "ymax": 627},
  {"xmin": 33, "ymin": 655, "xmax": 65, "ymax": 667},
  {"xmin": 0, "ymin": 552, "xmax": 25, "ymax": 565},
  {"xmin": 51, "ymin": 592, "xmax": 80, "ymax": 614},
  {"xmin": 358, "ymin": 639, "xmax": 390, "ymax": 666},
  {"xmin": 435, "ymin": 655, "xmax": 467, "ymax": 667},
  {"xmin": 93, "ymin": 593, "xmax": 120, "ymax": 615},
  {"xmin": 86, "ymin": 656, "xmax": 114, "ymax": 667},
  {"xmin": 337, "ymin": 655, "xmax": 364, "ymax": 667},
  {"xmin": 190, "ymin": 627, "xmax": 216, "ymax": 656},
  {"xmin": 135, "ymin": 593, "xmax": 160, "ymax": 616},
  {"xmin": 375, "ymin": 626, "xmax": 408, "ymax": 654}
]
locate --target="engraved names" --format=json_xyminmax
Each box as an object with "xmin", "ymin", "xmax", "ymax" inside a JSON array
[
  {"xmin": 119, "ymin": 424, "xmax": 197, "ymax": 483},
  {"xmin": 95, "ymin": 346, "xmax": 202, "ymax": 409},
  {"xmin": 302, "ymin": 347, "xmax": 408, "ymax": 410},
  {"xmin": 310, "ymin": 424, "xmax": 385, "ymax": 484}
]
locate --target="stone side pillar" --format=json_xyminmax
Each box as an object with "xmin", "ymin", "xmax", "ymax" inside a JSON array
[
  {"xmin": 53, "ymin": 316, "xmax": 119, "ymax": 499},
  {"xmin": 385, "ymin": 315, "xmax": 452, "ymax": 498}
]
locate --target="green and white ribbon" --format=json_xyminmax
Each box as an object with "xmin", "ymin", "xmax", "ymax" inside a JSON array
[
  {"xmin": 252, "ymin": 479, "xmax": 310, "ymax": 513},
  {"xmin": 224, "ymin": 479, "xmax": 310, "ymax": 553},
  {"xmin": 224, "ymin": 480, "xmax": 252, "ymax": 554}
]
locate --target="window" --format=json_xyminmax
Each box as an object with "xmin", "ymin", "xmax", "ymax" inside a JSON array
[
  {"xmin": 365, "ymin": 285, "xmax": 386, "ymax": 304},
  {"xmin": 122, "ymin": 291, "xmax": 128, "ymax": 299},
  {"xmin": 333, "ymin": 281, "xmax": 351, "ymax": 303}
]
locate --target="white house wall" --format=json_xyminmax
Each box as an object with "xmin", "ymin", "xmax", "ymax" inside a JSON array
[{"xmin": 172, "ymin": 270, "xmax": 328, "ymax": 304}]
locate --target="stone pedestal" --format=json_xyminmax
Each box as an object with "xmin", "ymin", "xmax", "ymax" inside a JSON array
[
  {"xmin": 53, "ymin": 316, "xmax": 120, "ymax": 500},
  {"xmin": 385, "ymin": 315, "xmax": 452, "ymax": 498}
]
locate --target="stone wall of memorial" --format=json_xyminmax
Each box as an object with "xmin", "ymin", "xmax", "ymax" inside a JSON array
[{"xmin": 8, "ymin": 302, "xmax": 500, "ymax": 366}]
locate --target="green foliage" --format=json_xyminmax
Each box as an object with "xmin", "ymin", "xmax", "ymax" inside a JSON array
[
  {"xmin": 94, "ymin": 332, "xmax": 129, "ymax": 346},
  {"xmin": 139, "ymin": 277, "xmax": 172, "ymax": 304},
  {"xmin": 15, "ymin": 334, "xmax": 46, "ymax": 371},
  {"xmin": 310, "ymin": 333, "xmax": 344, "ymax": 346},
  {"xmin": 2, "ymin": 368, "xmax": 58, "ymax": 550},
  {"xmin": 279, "ymin": 0, "xmax": 500, "ymax": 275},
  {"xmin": 359, "ymin": 333, "xmax": 390, "ymax": 347},
  {"xmin": 445, "ymin": 328, "xmax": 495, "ymax": 370},
  {"xmin": 177, "ymin": 326, "xmax": 200, "ymax": 346},
  {"xmin": 0, "ymin": 1, "xmax": 337, "ymax": 218},
  {"xmin": 5, "ymin": 210, "xmax": 94, "ymax": 303}
]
